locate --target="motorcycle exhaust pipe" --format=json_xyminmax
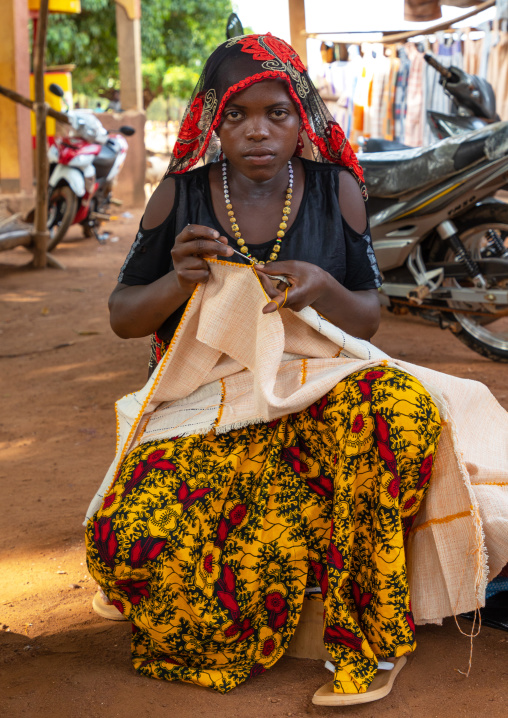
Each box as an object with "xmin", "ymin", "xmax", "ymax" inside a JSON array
[{"xmin": 90, "ymin": 211, "xmax": 111, "ymax": 221}]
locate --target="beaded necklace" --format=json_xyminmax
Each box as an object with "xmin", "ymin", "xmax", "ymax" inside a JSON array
[{"xmin": 221, "ymin": 160, "xmax": 293, "ymax": 265}]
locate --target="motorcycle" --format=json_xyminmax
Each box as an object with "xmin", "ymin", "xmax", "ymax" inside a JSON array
[
  {"xmin": 45, "ymin": 83, "xmax": 135, "ymax": 250},
  {"xmin": 362, "ymin": 122, "xmax": 508, "ymax": 362}
]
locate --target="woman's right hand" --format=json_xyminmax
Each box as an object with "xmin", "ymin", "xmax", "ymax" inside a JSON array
[{"xmin": 171, "ymin": 224, "xmax": 233, "ymax": 293}]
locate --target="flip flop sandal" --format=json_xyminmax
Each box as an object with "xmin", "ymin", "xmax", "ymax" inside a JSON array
[
  {"xmin": 92, "ymin": 590, "xmax": 127, "ymax": 621},
  {"xmin": 312, "ymin": 655, "xmax": 407, "ymax": 706}
]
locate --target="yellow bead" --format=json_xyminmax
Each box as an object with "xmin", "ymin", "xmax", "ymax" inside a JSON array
[
  {"xmin": 283, "ymin": 207, "xmax": 291, "ymax": 215},
  {"xmin": 229, "ymin": 217, "xmax": 236, "ymax": 223},
  {"xmin": 277, "ymin": 230, "xmax": 285, "ymax": 238},
  {"xmin": 237, "ymin": 238, "xmax": 245, "ymax": 246},
  {"xmin": 257, "ymin": 260, "xmax": 265, "ymax": 265},
  {"xmin": 279, "ymin": 222, "xmax": 287, "ymax": 230},
  {"xmin": 287, "ymin": 188, "xmax": 293, "ymax": 194},
  {"xmin": 231, "ymin": 224, "xmax": 239, "ymax": 231},
  {"xmin": 270, "ymin": 253, "xmax": 278, "ymax": 261},
  {"xmin": 228, "ymin": 210, "xmax": 235, "ymax": 216},
  {"xmin": 226, "ymin": 203, "xmax": 233, "ymax": 210},
  {"xmin": 284, "ymin": 200, "xmax": 291, "ymax": 206},
  {"xmin": 234, "ymin": 231, "xmax": 242, "ymax": 238},
  {"xmin": 273, "ymin": 244, "xmax": 280, "ymax": 252},
  {"xmin": 240, "ymin": 246, "xmax": 249, "ymax": 254}
]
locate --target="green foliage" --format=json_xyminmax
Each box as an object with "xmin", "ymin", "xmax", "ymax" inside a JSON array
[
  {"xmin": 46, "ymin": 0, "xmax": 232, "ymax": 101},
  {"xmin": 46, "ymin": 0, "xmax": 118, "ymax": 95},
  {"xmin": 162, "ymin": 66, "xmax": 200, "ymax": 100}
]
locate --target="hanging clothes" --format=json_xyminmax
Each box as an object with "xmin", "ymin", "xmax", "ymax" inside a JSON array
[
  {"xmin": 463, "ymin": 28, "xmax": 483, "ymax": 76},
  {"xmin": 403, "ymin": 43, "xmax": 426, "ymax": 147},
  {"xmin": 382, "ymin": 48, "xmax": 401, "ymax": 140},
  {"xmin": 366, "ymin": 46, "xmax": 390, "ymax": 140},
  {"xmin": 394, "ymin": 46, "xmax": 411, "ymax": 143},
  {"xmin": 488, "ymin": 23, "xmax": 508, "ymax": 120}
]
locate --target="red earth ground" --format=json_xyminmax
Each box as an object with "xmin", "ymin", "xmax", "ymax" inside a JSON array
[{"xmin": 1, "ymin": 212, "xmax": 506, "ymax": 718}]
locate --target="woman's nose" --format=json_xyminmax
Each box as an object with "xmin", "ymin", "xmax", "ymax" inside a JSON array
[{"xmin": 245, "ymin": 119, "xmax": 269, "ymax": 140}]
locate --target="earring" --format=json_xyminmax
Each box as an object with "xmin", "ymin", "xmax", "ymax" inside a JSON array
[{"xmin": 295, "ymin": 126, "xmax": 304, "ymax": 156}]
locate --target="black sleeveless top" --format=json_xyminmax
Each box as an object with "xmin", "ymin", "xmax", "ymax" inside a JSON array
[{"xmin": 118, "ymin": 158, "xmax": 382, "ymax": 342}]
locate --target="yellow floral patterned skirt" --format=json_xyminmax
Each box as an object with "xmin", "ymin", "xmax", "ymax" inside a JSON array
[{"xmin": 85, "ymin": 366, "xmax": 441, "ymax": 694}]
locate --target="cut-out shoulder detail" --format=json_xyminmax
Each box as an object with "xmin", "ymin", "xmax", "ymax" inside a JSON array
[
  {"xmin": 338, "ymin": 170, "xmax": 368, "ymax": 234},
  {"xmin": 142, "ymin": 176, "xmax": 176, "ymax": 230}
]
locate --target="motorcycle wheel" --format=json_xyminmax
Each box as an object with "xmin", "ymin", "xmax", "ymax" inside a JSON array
[
  {"xmin": 47, "ymin": 185, "xmax": 78, "ymax": 251},
  {"xmin": 442, "ymin": 204, "xmax": 508, "ymax": 362}
]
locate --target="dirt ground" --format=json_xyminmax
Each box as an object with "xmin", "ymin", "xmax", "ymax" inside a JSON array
[{"xmin": 1, "ymin": 212, "xmax": 507, "ymax": 718}]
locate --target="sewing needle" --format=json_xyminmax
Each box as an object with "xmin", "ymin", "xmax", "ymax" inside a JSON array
[
  {"xmin": 212, "ymin": 239, "xmax": 291, "ymax": 286},
  {"xmin": 213, "ymin": 238, "xmax": 255, "ymax": 264}
]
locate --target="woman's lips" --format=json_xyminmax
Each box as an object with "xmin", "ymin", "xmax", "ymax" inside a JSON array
[{"xmin": 243, "ymin": 150, "xmax": 275, "ymax": 164}]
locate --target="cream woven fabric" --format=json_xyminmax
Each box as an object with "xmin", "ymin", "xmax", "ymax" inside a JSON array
[{"xmin": 86, "ymin": 260, "xmax": 508, "ymax": 624}]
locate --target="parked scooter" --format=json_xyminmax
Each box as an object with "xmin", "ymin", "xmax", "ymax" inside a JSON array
[
  {"xmin": 362, "ymin": 122, "xmax": 508, "ymax": 361},
  {"xmin": 45, "ymin": 84, "xmax": 135, "ymax": 250}
]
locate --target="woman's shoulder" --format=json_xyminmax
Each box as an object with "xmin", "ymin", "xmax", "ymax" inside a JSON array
[
  {"xmin": 142, "ymin": 164, "xmax": 210, "ymax": 231},
  {"xmin": 299, "ymin": 158, "xmax": 366, "ymax": 233}
]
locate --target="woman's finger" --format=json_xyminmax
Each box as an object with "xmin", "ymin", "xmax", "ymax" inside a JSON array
[
  {"xmin": 255, "ymin": 260, "xmax": 297, "ymax": 277},
  {"xmin": 173, "ymin": 237, "xmax": 233, "ymax": 258},
  {"xmin": 262, "ymin": 286, "xmax": 295, "ymax": 314},
  {"xmin": 255, "ymin": 270, "xmax": 279, "ymax": 299},
  {"xmin": 181, "ymin": 255, "xmax": 209, "ymax": 270},
  {"xmin": 179, "ymin": 268, "xmax": 211, "ymax": 284},
  {"xmin": 262, "ymin": 290, "xmax": 286, "ymax": 314},
  {"xmin": 178, "ymin": 225, "xmax": 224, "ymax": 244}
]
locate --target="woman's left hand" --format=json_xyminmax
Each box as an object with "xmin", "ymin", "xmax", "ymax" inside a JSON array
[{"xmin": 255, "ymin": 260, "xmax": 330, "ymax": 314}]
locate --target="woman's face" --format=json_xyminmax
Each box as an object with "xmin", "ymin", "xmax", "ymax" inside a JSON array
[{"xmin": 217, "ymin": 79, "xmax": 300, "ymax": 182}]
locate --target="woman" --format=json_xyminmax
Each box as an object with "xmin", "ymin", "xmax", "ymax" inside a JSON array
[{"xmin": 85, "ymin": 35, "xmax": 442, "ymax": 703}]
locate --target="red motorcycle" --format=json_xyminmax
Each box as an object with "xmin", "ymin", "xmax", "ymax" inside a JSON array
[{"xmin": 45, "ymin": 83, "xmax": 135, "ymax": 250}]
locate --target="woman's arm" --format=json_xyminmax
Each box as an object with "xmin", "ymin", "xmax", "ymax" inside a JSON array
[{"xmin": 109, "ymin": 178, "xmax": 233, "ymax": 338}]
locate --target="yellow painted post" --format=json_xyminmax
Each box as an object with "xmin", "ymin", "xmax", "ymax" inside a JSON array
[
  {"xmin": 288, "ymin": 0, "xmax": 307, "ymax": 68},
  {"xmin": 29, "ymin": 71, "xmax": 72, "ymax": 146},
  {"xmin": 115, "ymin": 0, "xmax": 143, "ymax": 111},
  {"xmin": 0, "ymin": 0, "xmax": 33, "ymax": 194}
]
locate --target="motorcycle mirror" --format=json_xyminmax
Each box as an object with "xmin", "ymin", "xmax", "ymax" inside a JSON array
[
  {"xmin": 48, "ymin": 83, "xmax": 65, "ymax": 98},
  {"xmin": 226, "ymin": 12, "xmax": 243, "ymax": 39},
  {"xmin": 119, "ymin": 125, "xmax": 135, "ymax": 136}
]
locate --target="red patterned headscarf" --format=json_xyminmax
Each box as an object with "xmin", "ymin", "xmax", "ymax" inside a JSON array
[{"xmin": 165, "ymin": 33, "xmax": 366, "ymax": 199}]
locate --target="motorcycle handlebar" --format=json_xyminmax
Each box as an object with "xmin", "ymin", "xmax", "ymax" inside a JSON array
[{"xmin": 423, "ymin": 53, "xmax": 454, "ymax": 80}]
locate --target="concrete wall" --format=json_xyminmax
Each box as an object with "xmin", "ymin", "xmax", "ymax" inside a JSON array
[{"xmin": 94, "ymin": 110, "xmax": 146, "ymax": 208}]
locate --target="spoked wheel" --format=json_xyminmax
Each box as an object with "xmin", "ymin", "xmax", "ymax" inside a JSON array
[
  {"xmin": 443, "ymin": 205, "xmax": 508, "ymax": 362},
  {"xmin": 47, "ymin": 185, "xmax": 78, "ymax": 251}
]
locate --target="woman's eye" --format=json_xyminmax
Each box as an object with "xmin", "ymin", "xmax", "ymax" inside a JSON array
[
  {"xmin": 226, "ymin": 111, "xmax": 242, "ymax": 120},
  {"xmin": 270, "ymin": 110, "xmax": 288, "ymax": 119}
]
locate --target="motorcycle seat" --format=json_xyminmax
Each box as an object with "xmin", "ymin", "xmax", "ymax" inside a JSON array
[
  {"xmin": 93, "ymin": 142, "xmax": 117, "ymax": 179},
  {"xmin": 360, "ymin": 124, "xmax": 506, "ymax": 198},
  {"xmin": 364, "ymin": 138, "xmax": 412, "ymax": 152}
]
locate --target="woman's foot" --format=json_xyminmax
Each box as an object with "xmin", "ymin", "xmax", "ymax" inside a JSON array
[
  {"xmin": 92, "ymin": 588, "xmax": 127, "ymax": 621},
  {"xmin": 312, "ymin": 655, "xmax": 407, "ymax": 706}
]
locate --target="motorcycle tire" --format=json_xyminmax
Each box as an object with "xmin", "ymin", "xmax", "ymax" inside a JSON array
[
  {"xmin": 441, "ymin": 203, "xmax": 508, "ymax": 362},
  {"xmin": 47, "ymin": 185, "xmax": 78, "ymax": 251}
]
